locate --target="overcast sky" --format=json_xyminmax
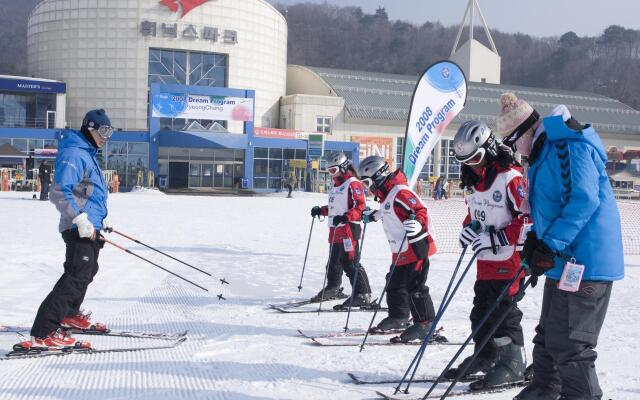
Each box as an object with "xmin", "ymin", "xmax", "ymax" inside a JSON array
[{"xmin": 272, "ymin": 0, "xmax": 640, "ymax": 37}]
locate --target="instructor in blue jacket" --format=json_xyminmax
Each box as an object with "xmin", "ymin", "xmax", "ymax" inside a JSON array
[
  {"xmin": 495, "ymin": 93, "xmax": 624, "ymax": 400},
  {"xmin": 28, "ymin": 109, "xmax": 113, "ymax": 350}
]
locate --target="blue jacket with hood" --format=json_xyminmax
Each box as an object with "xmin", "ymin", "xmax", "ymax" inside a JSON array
[
  {"xmin": 528, "ymin": 115, "xmax": 624, "ymax": 281},
  {"xmin": 49, "ymin": 129, "xmax": 108, "ymax": 232}
]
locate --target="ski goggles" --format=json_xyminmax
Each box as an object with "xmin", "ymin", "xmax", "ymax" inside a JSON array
[
  {"xmin": 503, "ymin": 111, "xmax": 540, "ymax": 148},
  {"xmin": 92, "ymin": 125, "xmax": 114, "ymax": 140},
  {"xmin": 361, "ymin": 177, "xmax": 374, "ymax": 189},
  {"xmin": 327, "ymin": 166, "xmax": 340, "ymax": 175},
  {"xmin": 456, "ymin": 148, "xmax": 486, "ymax": 166}
]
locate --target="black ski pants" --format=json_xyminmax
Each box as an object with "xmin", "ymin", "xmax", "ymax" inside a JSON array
[
  {"xmin": 531, "ymin": 278, "xmax": 612, "ymax": 400},
  {"xmin": 325, "ymin": 240, "xmax": 371, "ymax": 296},
  {"xmin": 31, "ymin": 229, "xmax": 101, "ymax": 338},
  {"xmin": 386, "ymin": 260, "xmax": 435, "ymax": 323},
  {"xmin": 470, "ymin": 279, "xmax": 524, "ymax": 360}
]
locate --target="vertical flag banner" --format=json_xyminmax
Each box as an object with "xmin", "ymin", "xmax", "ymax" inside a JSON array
[{"xmin": 402, "ymin": 60, "xmax": 467, "ymax": 188}]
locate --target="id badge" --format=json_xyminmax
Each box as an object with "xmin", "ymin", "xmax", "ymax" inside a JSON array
[
  {"xmin": 343, "ymin": 238, "xmax": 354, "ymax": 252},
  {"xmin": 558, "ymin": 258, "xmax": 585, "ymax": 292}
]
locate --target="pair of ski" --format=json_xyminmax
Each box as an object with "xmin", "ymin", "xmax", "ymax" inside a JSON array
[
  {"xmin": 298, "ymin": 328, "xmax": 462, "ymax": 347},
  {"xmin": 269, "ymin": 293, "xmax": 386, "ymax": 313},
  {"xmin": 2, "ymin": 327, "xmax": 188, "ymax": 360},
  {"xmin": 349, "ymin": 373, "xmax": 528, "ymax": 398}
]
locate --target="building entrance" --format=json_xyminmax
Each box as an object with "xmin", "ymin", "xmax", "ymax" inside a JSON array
[{"xmin": 168, "ymin": 162, "xmax": 189, "ymax": 189}]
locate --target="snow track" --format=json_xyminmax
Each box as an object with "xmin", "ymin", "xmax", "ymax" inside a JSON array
[{"xmin": 0, "ymin": 192, "xmax": 638, "ymax": 399}]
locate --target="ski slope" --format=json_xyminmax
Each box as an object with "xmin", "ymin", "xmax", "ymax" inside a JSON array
[{"xmin": 0, "ymin": 190, "xmax": 638, "ymax": 400}]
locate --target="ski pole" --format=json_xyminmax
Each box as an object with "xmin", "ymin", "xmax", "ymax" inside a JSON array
[
  {"xmin": 103, "ymin": 237, "xmax": 209, "ymax": 292},
  {"xmin": 422, "ymin": 265, "xmax": 528, "ymax": 400},
  {"xmin": 103, "ymin": 228, "xmax": 222, "ymax": 282},
  {"xmin": 439, "ymin": 276, "xmax": 532, "ymax": 399},
  {"xmin": 360, "ymin": 213, "xmax": 415, "ymax": 352},
  {"xmin": 317, "ymin": 225, "xmax": 339, "ymax": 313},
  {"xmin": 398, "ymin": 221, "xmax": 483, "ymax": 393},
  {"xmin": 297, "ymin": 216, "xmax": 316, "ymax": 291},
  {"xmin": 344, "ymin": 218, "xmax": 368, "ymax": 331},
  {"xmin": 395, "ymin": 247, "xmax": 472, "ymax": 394}
]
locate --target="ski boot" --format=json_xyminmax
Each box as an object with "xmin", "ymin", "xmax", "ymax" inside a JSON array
[
  {"xmin": 469, "ymin": 337, "xmax": 526, "ymax": 390},
  {"xmin": 29, "ymin": 328, "xmax": 81, "ymax": 350},
  {"xmin": 310, "ymin": 286, "xmax": 344, "ymax": 302},
  {"xmin": 513, "ymin": 382, "xmax": 561, "ymax": 400},
  {"xmin": 61, "ymin": 310, "xmax": 108, "ymax": 333},
  {"xmin": 333, "ymin": 293, "xmax": 371, "ymax": 310},
  {"xmin": 369, "ymin": 316, "xmax": 408, "ymax": 334},
  {"xmin": 391, "ymin": 321, "xmax": 432, "ymax": 343},
  {"xmin": 444, "ymin": 353, "xmax": 496, "ymax": 380}
]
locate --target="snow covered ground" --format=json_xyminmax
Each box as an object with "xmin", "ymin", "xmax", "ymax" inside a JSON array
[{"xmin": 0, "ymin": 190, "xmax": 638, "ymax": 400}]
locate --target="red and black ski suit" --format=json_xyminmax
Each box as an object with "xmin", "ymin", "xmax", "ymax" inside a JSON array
[
  {"xmin": 318, "ymin": 171, "xmax": 371, "ymax": 296},
  {"xmin": 462, "ymin": 160, "xmax": 530, "ymax": 359},
  {"xmin": 372, "ymin": 170, "xmax": 436, "ymax": 323}
]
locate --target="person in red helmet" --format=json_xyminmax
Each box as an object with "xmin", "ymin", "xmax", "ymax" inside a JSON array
[
  {"xmin": 310, "ymin": 152, "xmax": 372, "ymax": 309},
  {"xmin": 444, "ymin": 120, "xmax": 530, "ymax": 390},
  {"xmin": 358, "ymin": 156, "xmax": 437, "ymax": 343}
]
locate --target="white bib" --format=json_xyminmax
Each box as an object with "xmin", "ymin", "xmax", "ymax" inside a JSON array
[
  {"xmin": 327, "ymin": 177, "xmax": 363, "ymax": 230},
  {"xmin": 465, "ymin": 169, "xmax": 521, "ymax": 261},
  {"xmin": 380, "ymin": 185, "xmax": 427, "ymax": 253}
]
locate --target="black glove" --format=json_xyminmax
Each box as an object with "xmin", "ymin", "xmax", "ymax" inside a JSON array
[
  {"xmin": 526, "ymin": 238, "xmax": 556, "ymax": 277},
  {"xmin": 521, "ymin": 231, "xmax": 537, "ymax": 262},
  {"xmin": 310, "ymin": 206, "xmax": 322, "ymax": 217},
  {"xmin": 332, "ymin": 215, "xmax": 348, "ymax": 226}
]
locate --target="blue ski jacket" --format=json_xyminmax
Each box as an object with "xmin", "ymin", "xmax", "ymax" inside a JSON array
[
  {"xmin": 528, "ymin": 115, "xmax": 624, "ymax": 281},
  {"xmin": 49, "ymin": 130, "xmax": 108, "ymax": 232}
]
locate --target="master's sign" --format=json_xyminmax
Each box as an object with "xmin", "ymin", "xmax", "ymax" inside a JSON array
[
  {"xmin": 152, "ymin": 93, "xmax": 254, "ymax": 122},
  {"xmin": 402, "ymin": 61, "xmax": 467, "ymax": 189}
]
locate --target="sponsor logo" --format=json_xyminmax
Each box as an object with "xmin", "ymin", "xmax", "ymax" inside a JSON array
[
  {"xmin": 159, "ymin": 0, "xmax": 211, "ymax": 19},
  {"xmin": 339, "ymin": 186, "xmax": 345, "ymax": 191},
  {"xmin": 408, "ymin": 198, "xmax": 417, "ymax": 205},
  {"xmin": 492, "ymin": 190, "xmax": 503, "ymax": 203},
  {"xmin": 441, "ymin": 67, "xmax": 450, "ymax": 79},
  {"xmin": 496, "ymin": 267, "xmax": 509, "ymax": 275},
  {"xmin": 329, "ymin": 196, "xmax": 334, "ymax": 203},
  {"xmin": 384, "ymin": 202, "xmax": 391, "ymax": 210},
  {"xmin": 517, "ymin": 185, "xmax": 526, "ymax": 199},
  {"xmin": 82, "ymin": 256, "xmax": 90, "ymax": 262},
  {"xmin": 355, "ymin": 188, "xmax": 361, "ymax": 195}
]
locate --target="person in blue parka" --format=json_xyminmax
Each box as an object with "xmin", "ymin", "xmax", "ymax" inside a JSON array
[
  {"xmin": 495, "ymin": 93, "xmax": 624, "ymax": 400},
  {"xmin": 26, "ymin": 109, "xmax": 114, "ymax": 351}
]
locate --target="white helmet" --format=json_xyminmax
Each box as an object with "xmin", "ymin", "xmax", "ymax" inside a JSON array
[
  {"xmin": 453, "ymin": 120, "xmax": 498, "ymax": 165},
  {"xmin": 357, "ymin": 156, "xmax": 390, "ymax": 190},
  {"xmin": 325, "ymin": 151, "xmax": 349, "ymax": 175}
]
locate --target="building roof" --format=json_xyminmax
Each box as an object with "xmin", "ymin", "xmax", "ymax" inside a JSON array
[{"xmin": 302, "ymin": 65, "xmax": 640, "ymax": 136}]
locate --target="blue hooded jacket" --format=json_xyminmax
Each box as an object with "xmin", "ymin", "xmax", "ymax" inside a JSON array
[
  {"xmin": 49, "ymin": 129, "xmax": 108, "ymax": 232},
  {"xmin": 528, "ymin": 115, "xmax": 624, "ymax": 281}
]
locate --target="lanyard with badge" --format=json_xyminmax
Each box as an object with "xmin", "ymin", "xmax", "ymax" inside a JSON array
[{"xmin": 558, "ymin": 256, "xmax": 585, "ymax": 292}]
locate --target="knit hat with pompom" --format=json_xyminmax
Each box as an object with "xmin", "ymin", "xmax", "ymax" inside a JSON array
[{"xmin": 496, "ymin": 92, "xmax": 539, "ymax": 145}]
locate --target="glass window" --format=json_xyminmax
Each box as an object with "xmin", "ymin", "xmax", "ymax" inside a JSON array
[
  {"xmin": 269, "ymin": 159, "xmax": 283, "ymax": 178},
  {"xmin": 12, "ymin": 139, "xmax": 28, "ymax": 152},
  {"xmin": 269, "ymin": 147, "xmax": 283, "ymax": 159},
  {"xmin": 0, "ymin": 92, "xmax": 56, "ymax": 128},
  {"xmin": 295, "ymin": 149, "xmax": 306, "ymax": 160},
  {"xmin": 214, "ymin": 149, "xmax": 234, "ymax": 161},
  {"xmin": 316, "ymin": 116, "xmax": 332, "ymax": 134},
  {"xmin": 128, "ymin": 142, "xmax": 148, "ymax": 154},
  {"xmin": 188, "ymin": 52, "xmax": 227, "ymax": 87},
  {"xmin": 283, "ymin": 149, "xmax": 295, "ymax": 160},
  {"xmin": 43, "ymin": 139, "xmax": 57, "ymax": 149},
  {"xmin": 396, "ymin": 137, "xmax": 404, "ymax": 170},
  {"xmin": 253, "ymin": 159, "xmax": 268, "ymax": 178},
  {"xmin": 254, "ymin": 147, "xmax": 268, "ymax": 158},
  {"xmin": 234, "ymin": 150, "xmax": 244, "ymax": 162},
  {"xmin": 253, "ymin": 178, "xmax": 267, "ymax": 189}
]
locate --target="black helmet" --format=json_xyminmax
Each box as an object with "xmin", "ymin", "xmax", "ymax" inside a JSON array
[
  {"xmin": 325, "ymin": 151, "xmax": 349, "ymax": 175},
  {"xmin": 357, "ymin": 156, "xmax": 390, "ymax": 190},
  {"xmin": 453, "ymin": 120, "xmax": 498, "ymax": 165}
]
